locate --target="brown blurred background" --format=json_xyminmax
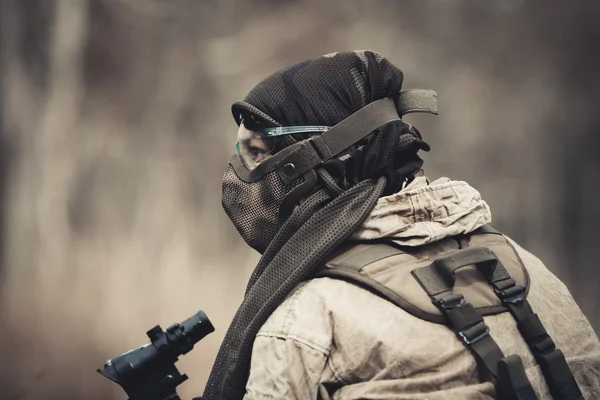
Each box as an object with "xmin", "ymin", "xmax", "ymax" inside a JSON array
[{"xmin": 0, "ymin": 0, "xmax": 599, "ymax": 399}]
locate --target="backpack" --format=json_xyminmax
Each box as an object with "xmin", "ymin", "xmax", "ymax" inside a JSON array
[{"xmin": 313, "ymin": 225, "xmax": 582, "ymax": 400}]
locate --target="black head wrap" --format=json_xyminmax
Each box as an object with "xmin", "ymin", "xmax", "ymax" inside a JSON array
[{"xmin": 232, "ymin": 50, "xmax": 429, "ymax": 194}]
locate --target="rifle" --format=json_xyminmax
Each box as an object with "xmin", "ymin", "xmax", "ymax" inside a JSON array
[{"xmin": 97, "ymin": 310, "xmax": 214, "ymax": 400}]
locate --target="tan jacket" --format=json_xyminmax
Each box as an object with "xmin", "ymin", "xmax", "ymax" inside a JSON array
[{"xmin": 243, "ymin": 177, "xmax": 600, "ymax": 399}]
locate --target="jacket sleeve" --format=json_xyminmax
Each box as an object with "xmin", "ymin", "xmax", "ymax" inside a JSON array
[
  {"xmin": 243, "ymin": 332, "xmax": 330, "ymax": 400},
  {"xmin": 242, "ymin": 281, "xmax": 337, "ymax": 400}
]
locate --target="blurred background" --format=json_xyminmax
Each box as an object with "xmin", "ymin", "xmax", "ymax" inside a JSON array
[{"xmin": 0, "ymin": 0, "xmax": 598, "ymax": 399}]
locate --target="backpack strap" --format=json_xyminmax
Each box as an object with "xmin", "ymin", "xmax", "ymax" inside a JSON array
[
  {"xmin": 412, "ymin": 247, "xmax": 537, "ymax": 399},
  {"xmin": 417, "ymin": 242, "xmax": 583, "ymax": 400},
  {"xmin": 471, "ymin": 224, "xmax": 502, "ymax": 236},
  {"xmin": 476, "ymin": 257, "xmax": 583, "ymax": 400}
]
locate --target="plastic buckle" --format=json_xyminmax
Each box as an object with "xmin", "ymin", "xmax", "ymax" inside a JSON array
[
  {"xmin": 433, "ymin": 293, "xmax": 466, "ymax": 311},
  {"xmin": 495, "ymin": 282, "xmax": 526, "ymax": 304},
  {"xmin": 459, "ymin": 323, "xmax": 490, "ymax": 345}
]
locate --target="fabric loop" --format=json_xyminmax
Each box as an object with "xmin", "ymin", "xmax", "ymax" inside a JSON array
[
  {"xmin": 533, "ymin": 336, "xmax": 556, "ymax": 356},
  {"xmin": 460, "ymin": 321, "xmax": 490, "ymax": 345},
  {"xmin": 395, "ymin": 89, "xmax": 439, "ymax": 116},
  {"xmin": 498, "ymin": 355, "xmax": 539, "ymax": 400},
  {"xmin": 537, "ymin": 350, "xmax": 584, "ymax": 400},
  {"xmin": 446, "ymin": 302, "xmax": 484, "ymax": 331}
]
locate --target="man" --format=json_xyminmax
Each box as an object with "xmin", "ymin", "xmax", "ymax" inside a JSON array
[{"xmin": 202, "ymin": 51, "xmax": 600, "ymax": 399}]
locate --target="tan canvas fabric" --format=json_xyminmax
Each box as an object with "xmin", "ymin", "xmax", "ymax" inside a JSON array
[
  {"xmin": 323, "ymin": 232, "xmax": 530, "ymax": 320},
  {"xmin": 243, "ymin": 177, "xmax": 600, "ymax": 399}
]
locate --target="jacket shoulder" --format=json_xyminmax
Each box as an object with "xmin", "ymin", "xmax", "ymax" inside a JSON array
[{"xmin": 257, "ymin": 279, "xmax": 342, "ymax": 355}]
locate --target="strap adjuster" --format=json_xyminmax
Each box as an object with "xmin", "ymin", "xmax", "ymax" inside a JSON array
[
  {"xmin": 494, "ymin": 281, "xmax": 526, "ymax": 304},
  {"xmin": 533, "ymin": 335, "xmax": 556, "ymax": 356},
  {"xmin": 433, "ymin": 293, "xmax": 465, "ymax": 310},
  {"xmin": 458, "ymin": 321, "xmax": 490, "ymax": 345}
]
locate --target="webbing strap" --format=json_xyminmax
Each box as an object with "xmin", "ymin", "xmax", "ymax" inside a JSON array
[
  {"xmin": 319, "ymin": 231, "xmax": 581, "ymax": 399},
  {"xmin": 434, "ymin": 295, "xmax": 504, "ymax": 382},
  {"xmin": 489, "ymin": 278, "xmax": 583, "ymax": 400},
  {"xmin": 279, "ymin": 98, "xmax": 400, "ymax": 183},
  {"xmin": 311, "ymin": 98, "xmax": 400, "ymax": 161},
  {"xmin": 313, "ymin": 89, "xmax": 438, "ymax": 163},
  {"xmin": 470, "ymin": 224, "xmax": 503, "ymax": 236},
  {"xmin": 335, "ymin": 243, "xmax": 404, "ymax": 272},
  {"xmin": 448, "ymin": 238, "xmax": 583, "ymax": 400},
  {"xmin": 417, "ymin": 243, "xmax": 582, "ymax": 399},
  {"xmin": 413, "ymin": 249, "xmax": 537, "ymax": 399},
  {"xmin": 277, "ymin": 89, "xmax": 438, "ymax": 184},
  {"xmin": 498, "ymin": 355, "xmax": 539, "ymax": 400},
  {"xmin": 412, "ymin": 247, "xmax": 507, "ymax": 295},
  {"xmin": 396, "ymin": 89, "xmax": 439, "ymax": 116}
]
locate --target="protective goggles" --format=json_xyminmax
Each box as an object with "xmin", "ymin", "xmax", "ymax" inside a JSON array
[{"xmin": 236, "ymin": 123, "xmax": 331, "ymax": 169}]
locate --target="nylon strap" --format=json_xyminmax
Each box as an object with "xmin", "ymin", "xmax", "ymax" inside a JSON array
[
  {"xmin": 334, "ymin": 243, "xmax": 404, "ymax": 272},
  {"xmin": 278, "ymin": 98, "xmax": 399, "ymax": 183},
  {"xmin": 414, "ymin": 278, "xmax": 507, "ymax": 385},
  {"xmin": 412, "ymin": 247, "xmax": 507, "ymax": 295},
  {"xmin": 463, "ymin": 233, "xmax": 581, "ymax": 399},
  {"xmin": 278, "ymin": 89, "xmax": 438, "ymax": 184},
  {"xmin": 413, "ymin": 246, "xmax": 537, "ymax": 399},
  {"xmin": 498, "ymin": 355, "xmax": 538, "ymax": 400},
  {"xmin": 396, "ymin": 89, "xmax": 439, "ymax": 116},
  {"xmin": 486, "ymin": 276, "xmax": 583, "ymax": 400},
  {"xmin": 470, "ymin": 224, "xmax": 502, "ymax": 236},
  {"xmin": 451, "ymin": 231, "xmax": 583, "ymax": 400},
  {"xmin": 435, "ymin": 292, "xmax": 509, "ymax": 385},
  {"xmin": 311, "ymin": 97, "xmax": 400, "ymax": 161}
]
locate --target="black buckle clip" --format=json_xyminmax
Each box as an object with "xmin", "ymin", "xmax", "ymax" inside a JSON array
[
  {"xmin": 458, "ymin": 322, "xmax": 490, "ymax": 345},
  {"xmin": 433, "ymin": 293, "xmax": 465, "ymax": 311},
  {"xmin": 494, "ymin": 282, "xmax": 526, "ymax": 304}
]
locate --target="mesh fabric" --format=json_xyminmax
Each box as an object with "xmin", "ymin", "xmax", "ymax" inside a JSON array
[
  {"xmin": 232, "ymin": 50, "xmax": 429, "ymax": 193},
  {"xmin": 206, "ymin": 50, "xmax": 428, "ymax": 399},
  {"xmin": 221, "ymin": 165, "xmax": 303, "ymax": 254},
  {"xmin": 204, "ymin": 177, "xmax": 387, "ymax": 400},
  {"xmin": 233, "ymin": 50, "xmax": 404, "ymax": 127}
]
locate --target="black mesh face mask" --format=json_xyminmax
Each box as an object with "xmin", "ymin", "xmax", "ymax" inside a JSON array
[
  {"xmin": 221, "ymin": 157, "xmax": 312, "ymax": 255},
  {"xmin": 223, "ymin": 122, "xmax": 329, "ymax": 254},
  {"xmin": 223, "ymin": 118, "xmax": 333, "ymax": 254}
]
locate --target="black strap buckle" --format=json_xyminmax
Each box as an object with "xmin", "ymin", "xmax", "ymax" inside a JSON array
[
  {"xmin": 458, "ymin": 321, "xmax": 490, "ymax": 345},
  {"xmin": 433, "ymin": 293, "xmax": 465, "ymax": 310},
  {"xmin": 494, "ymin": 280, "xmax": 526, "ymax": 304}
]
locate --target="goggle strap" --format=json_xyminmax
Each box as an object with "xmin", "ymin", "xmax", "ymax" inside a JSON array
[
  {"xmin": 277, "ymin": 97, "xmax": 400, "ymax": 184},
  {"xmin": 310, "ymin": 97, "xmax": 401, "ymax": 160},
  {"xmin": 311, "ymin": 89, "xmax": 437, "ymax": 160}
]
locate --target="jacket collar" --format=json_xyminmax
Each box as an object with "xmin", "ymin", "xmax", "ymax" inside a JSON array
[{"xmin": 351, "ymin": 176, "xmax": 492, "ymax": 246}]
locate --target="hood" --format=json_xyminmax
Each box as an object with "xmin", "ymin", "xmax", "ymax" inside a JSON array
[{"xmin": 351, "ymin": 176, "xmax": 492, "ymax": 247}]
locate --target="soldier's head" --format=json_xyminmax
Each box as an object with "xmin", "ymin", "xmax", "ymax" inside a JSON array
[{"xmin": 222, "ymin": 50, "xmax": 435, "ymax": 253}]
